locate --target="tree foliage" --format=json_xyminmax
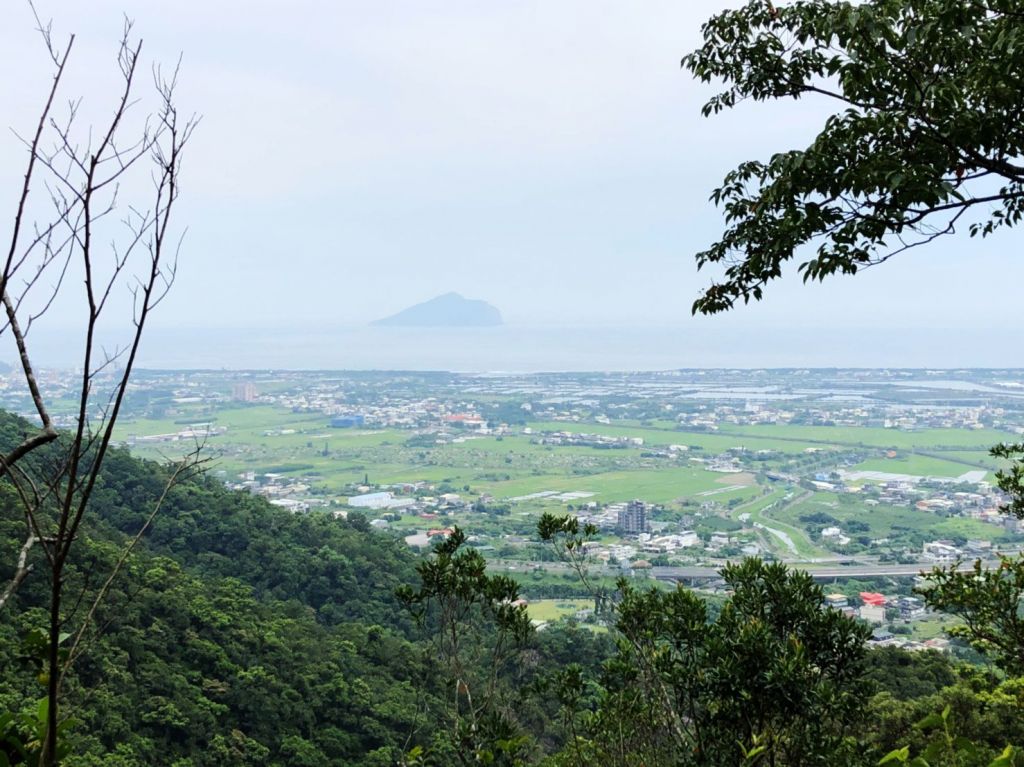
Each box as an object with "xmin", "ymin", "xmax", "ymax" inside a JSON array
[
  {"xmin": 537, "ymin": 515, "xmax": 874, "ymax": 767},
  {"xmin": 398, "ymin": 528, "xmax": 534, "ymax": 765},
  {"xmin": 684, "ymin": 0, "xmax": 1024, "ymax": 314},
  {"xmin": 920, "ymin": 556, "xmax": 1024, "ymax": 675}
]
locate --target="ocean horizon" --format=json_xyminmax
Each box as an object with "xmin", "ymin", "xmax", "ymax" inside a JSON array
[{"xmin": 12, "ymin": 323, "xmax": 1019, "ymax": 372}]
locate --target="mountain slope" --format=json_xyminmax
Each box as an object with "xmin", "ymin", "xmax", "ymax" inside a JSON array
[{"xmin": 0, "ymin": 411, "xmax": 441, "ymax": 765}]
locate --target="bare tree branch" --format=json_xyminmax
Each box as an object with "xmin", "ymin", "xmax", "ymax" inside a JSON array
[{"xmin": 0, "ymin": 535, "xmax": 36, "ymax": 611}]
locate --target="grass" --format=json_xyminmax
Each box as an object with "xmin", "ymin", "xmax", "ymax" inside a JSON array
[
  {"xmin": 775, "ymin": 492, "xmax": 1008, "ymax": 542},
  {"xmin": 905, "ymin": 614, "xmax": 960, "ymax": 641},
  {"xmin": 527, "ymin": 421, "xmax": 828, "ymax": 454},
  {"xmin": 744, "ymin": 490, "xmax": 831, "ymax": 559},
  {"xmin": 715, "ymin": 423, "xmax": 1020, "ymax": 450},
  {"xmin": 731, "ymin": 489, "xmax": 788, "ymax": 518},
  {"xmin": 851, "ymin": 454, "xmax": 988, "ymax": 479},
  {"xmin": 526, "ymin": 598, "xmax": 593, "ymax": 623},
  {"xmin": 488, "ymin": 468, "xmax": 758, "ymax": 505},
  {"xmin": 939, "ymin": 450, "xmax": 1008, "ymax": 470}
]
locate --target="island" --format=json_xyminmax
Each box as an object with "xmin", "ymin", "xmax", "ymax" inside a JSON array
[{"xmin": 371, "ymin": 292, "xmax": 503, "ymax": 327}]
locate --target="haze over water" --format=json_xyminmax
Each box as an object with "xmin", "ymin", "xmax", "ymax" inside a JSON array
[{"xmin": 62, "ymin": 324, "xmax": 1024, "ymax": 371}]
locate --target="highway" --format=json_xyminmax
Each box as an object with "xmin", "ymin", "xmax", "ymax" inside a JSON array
[{"xmin": 652, "ymin": 560, "xmax": 1002, "ymax": 581}]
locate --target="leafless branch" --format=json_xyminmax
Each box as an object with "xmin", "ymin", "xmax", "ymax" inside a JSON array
[
  {"xmin": 0, "ymin": 8, "xmax": 196, "ymax": 764},
  {"xmin": 0, "ymin": 535, "xmax": 37, "ymax": 611}
]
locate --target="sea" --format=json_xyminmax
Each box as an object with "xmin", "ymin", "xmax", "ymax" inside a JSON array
[
  {"xmin": 83, "ymin": 323, "xmax": 1024, "ymax": 371},
  {"xmin": 7, "ymin": 321, "xmax": 1020, "ymax": 373}
]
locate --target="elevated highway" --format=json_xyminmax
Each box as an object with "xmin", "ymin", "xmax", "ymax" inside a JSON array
[{"xmin": 652, "ymin": 560, "xmax": 1002, "ymax": 582}]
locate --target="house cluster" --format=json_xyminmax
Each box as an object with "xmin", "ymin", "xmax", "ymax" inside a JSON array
[
  {"xmin": 668, "ymin": 399, "xmax": 1018, "ymax": 433},
  {"xmin": 226, "ymin": 470, "xmax": 327, "ymax": 513},
  {"xmin": 638, "ymin": 531, "xmax": 701, "ymax": 553},
  {"xmin": 825, "ymin": 591, "xmax": 932, "ymax": 628},
  {"xmin": 921, "ymin": 538, "xmax": 995, "ymax": 563},
  {"xmin": 808, "ymin": 479, "xmax": 1015, "ymax": 547},
  {"xmin": 694, "ymin": 454, "xmax": 746, "ymax": 473},
  {"xmin": 679, "ymin": 403, "xmax": 793, "ymax": 429},
  {"xmin": 881, "ymin": 481, "xmax": 1015, "ymax": 527},
  {"xmin": 262, "ymin": 382, "xmax": 496, "ymax": 431},
  {"xmin": 533, "ymin": 430, "xmax": 643, "ymax": 449},
  {"xmin": 868, "ymin": 629, "xmax": 951, "ymax": 653},
  {"xmin": 347, "ymin": 484, "xmax": 469, "ymax": 518}
]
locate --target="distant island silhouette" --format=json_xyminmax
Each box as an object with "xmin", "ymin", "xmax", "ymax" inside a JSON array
[{"xmin": 371, "ymin": 292, "xmax": 503, "ymax": 327}]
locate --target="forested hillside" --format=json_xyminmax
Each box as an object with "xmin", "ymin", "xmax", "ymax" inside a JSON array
[{"xmin": 0, "ymin": 413, "xmax": 440, "ymax": 765}]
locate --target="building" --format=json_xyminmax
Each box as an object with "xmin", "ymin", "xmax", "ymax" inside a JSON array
[
  {"xmin": 896, "ymin": 596, "xmax": 926, "ymax": 619},
  {"xmin": 859, "ymin": 604, "xmax": 886, "ymax": 624},
  {"xmin": 922, "ymin": 541, "xmax": 961, "ymax": 563},
  {"xmin": 348, "ymin": 491, "xmax": 396, "ymax": 509},
  {"xmin": 707, "ymin": 532, "xmax": 732, "ymax": 551},
  {"xmin": 860, "ymin": 592, "xmax": 887, "ymax": 607},
  {"xmin": 232, "ymin": 382, "xmax": 257, "ymax": 402},
  {"xmin": 617, "ymin": 499, "xmax": 649, "ymax": 535},
  {"xmin": 640, "ymin": 531, "xmax": 700, "ymax": 553},
  {"xmin": 268, "ymin": 498, "xmax": 308, "ymax": 513}
]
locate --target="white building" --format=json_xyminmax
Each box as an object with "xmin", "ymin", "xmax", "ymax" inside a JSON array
[
  {"xmin": 859, "ymin": 604, "xmax": 885, "ymax": 624},
  {"xmin": 269, "ymin": 498, "xmax": 308, "ymax": 513},
  {"xmin": 348, "ymin": 491, "xmax": 397, "ymax": 509},
  {"xmin": 922, "ymin": 541, "xmax": 961, "ymax": 563}
]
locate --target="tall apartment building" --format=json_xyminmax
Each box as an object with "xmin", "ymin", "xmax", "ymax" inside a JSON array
[
  {"xmin": 232, "ymin": 382, "xmax": 257, "ymax": 402},
  {"xmin": 618, "ymin": 499, "xmax": 648, "ymax": 535}
]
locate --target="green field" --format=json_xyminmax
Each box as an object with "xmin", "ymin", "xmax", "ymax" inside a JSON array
[
  {"xmin": 117, "ymin": 408, "xmax": 769, "ymax": 506},
  {"xmin": 776, "ymin": 492, "xmax": 1008, "ymax": 542},
  {"xmin": 715, "ymin": 423, "xmax": 1020, "ymax": 450},
  {"xmin": 113, "ymin": 401, "xmax": 1019, "ymax": 567},
  {"xmin": 489, "ymin": 468, "xmax": 756, "ymax": 504},
  {"xmin": 743, "ymin": 491, "xmax": 831, "ymax": 559},
  {"xmin": 940, "ymin": 450, "xmax": 1009, "ymax": 469},
  {"xmin": 728, "ymin": 489, "xmax": 788, "ymax": 520},
  {"xmin": 526, "ymin": 598, "xmax": 594, "ymax": 623},
  {"xmin": 527, "ymin": 421, "xmax": 830, "ymax": 454},
  {"xmin": 851, "ymin": 454, "xmax": 988, "ymax": 479}
]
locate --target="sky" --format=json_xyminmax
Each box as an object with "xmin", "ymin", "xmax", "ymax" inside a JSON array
[{"xmin": 0, "ymin": 1, "xmax": 1020, "ymax": 368}]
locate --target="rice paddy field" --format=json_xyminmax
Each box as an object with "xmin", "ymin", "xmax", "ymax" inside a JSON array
[{"xmin": 115, "ymin": 408, "xmax": 765, "ymax": 504}]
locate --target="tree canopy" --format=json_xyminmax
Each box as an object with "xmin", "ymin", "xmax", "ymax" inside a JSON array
[{"xmin": 684, "ymin": 0, "xmax": 1024, "ymax": 315}]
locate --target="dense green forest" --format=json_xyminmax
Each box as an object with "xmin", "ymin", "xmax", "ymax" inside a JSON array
[
  {"xmin": 2, "ymin": 405, "xmax": 1024, "ymax": 766},
  {"xmin": 0, "ymin": 414, "xmax": 430, "ymax": 764}
]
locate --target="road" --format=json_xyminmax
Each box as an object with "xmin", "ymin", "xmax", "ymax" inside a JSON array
[{"xmin": 652, "ymin": 560, "xmax": 1002, "ymax": 581}]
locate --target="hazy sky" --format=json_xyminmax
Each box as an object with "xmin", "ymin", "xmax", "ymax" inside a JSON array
[{"xmin": 1, "ymin": 2, "xmax": 1020, "ymax": 354}]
